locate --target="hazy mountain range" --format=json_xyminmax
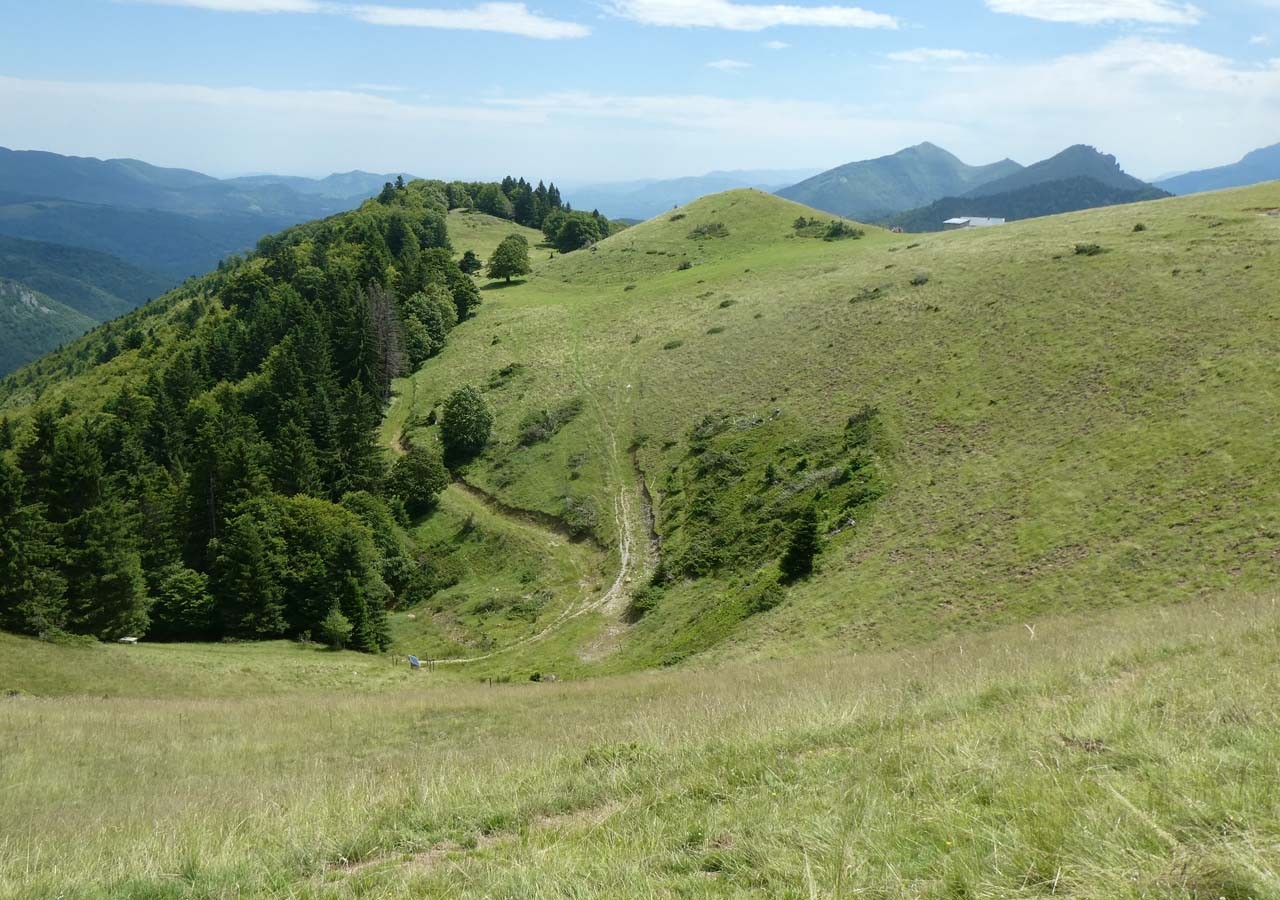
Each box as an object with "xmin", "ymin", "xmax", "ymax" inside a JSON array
[
  {"xmin": 1156, "ymin": 143, "xmax": 1280, "ymax": 196},
  {"xmin": 564, "ymin": 169, "xmax": 821, "ymax": 221}
]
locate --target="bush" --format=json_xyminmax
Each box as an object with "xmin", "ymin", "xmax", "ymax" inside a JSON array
[
  {"xmin": 625, "ymin": 582, "xmax": 664, "ymax": 622},
  {"xmin": 319, "ymin": 607, "xmax": 354, "ymax": 650},
  {"xmin": 688, "ymin": 222, "xmax": 729, "ymax": 240},
  {"xmin": 743, "ymin": 575, "xmax": 785, "ymax": 615},
  {"xmin": 440, "ymin": 385, "xmax": 493, "ymax": 464},
  {"xmin": 910, "ymin": 273, "xmax": 930, "ymax": 286},
  {"xmin": 669, "ymin": 213, "xmax": 687, "ymax": 222},
  {"xmin": 389, "ymin": 444, "xmax": 449, "ymax": 515},
  {"xmin": 1074, "ymin": 243, "xmax": 1105, "ymax": 256},
  {"xmin": 517, "ymin": 397, "xmax": 583, "ymax": 446},
  {"xmin": 824, "ymin": 220, "xmax": 865, "ymax": 241},
  {"xmin": 663, "ymin": 340, "xmax": 684, "ymax": 351},
  {"xmin": 1133, "ymin": 223, "xmax": 1147, "ymax": 233},
  {"xmin": 677, "ymin": 260, "xmax": 694, "ymax": 271},
  {"xmin": 561, "ymin": 493, "xmax": 600, "ymax": 539}
]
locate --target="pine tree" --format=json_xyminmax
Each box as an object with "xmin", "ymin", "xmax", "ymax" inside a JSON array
[
  {"xmin": 212, "ymin": 510, "xmax": 287, "ymax": 638},
  {"xmin": 780, "ymin": 505, "xmax": 821, "ymax": 582},
  {"xmin": 16, "ymin": 408, "xmax": 59, "ymax": 505},
  {"xmin": 0, "ymin": 456, "xmax": 66, "ymax": 635},
  {"xmin": 62, "ymin": 493, "xmax": 148, "ymax": 640},
  {"xmin": 271, "ymin": 420, "xmax": 324, "ymax": 497}
]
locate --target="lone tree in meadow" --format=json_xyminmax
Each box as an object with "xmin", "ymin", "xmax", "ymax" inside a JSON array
[
  {"xmin": 440, "ymin": 385, "xmax": 493, "ymax": 464},
  {"xmin": 780, "ymin": 505, "xmax": 820, "ymax": 582},
  {"xmin": 486, "ymin": 235, "xmax": 531, "ymax": 283},
  {"xmin": 458, "ymin": 250, "xmax": 483, "ymax": 275}
]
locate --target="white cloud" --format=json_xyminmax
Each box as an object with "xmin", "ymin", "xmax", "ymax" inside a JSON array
[
  {"xmin": 610, "ymin": 0, "xmax": 897, "ymax": 30},
  {"xmin": 763, "ymin": 40, "xmax": 791, "ymax": 49},
  {"xmin": 887, "ymin": 48, "xmax": 989, "ymax": 64},
  {"xmin": 914, "ymin": 38, "xmax": 1280, "ymax": 174},
  {"xmin": 348, "ymin": 3, "xmax": 590, "ymax": 38},
  {"xmin": 130, "ymin": 0, "xmax": 323, "ymax": 10},
  {"xmin": 125, "ymin": 0, "xmax": 590, "ymax": 37},
  {"xmin": 1250, "ymin": 34, "xmax": 1271, "ymax": 46},
  {"xmin": 986, "ymin": 0, "xmax": 1202, "ymax": 25}
]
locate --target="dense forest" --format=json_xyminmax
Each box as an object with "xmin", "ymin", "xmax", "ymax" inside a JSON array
[{"xmin": 0, "ymin": 175, "xmax": 574, "ymax": 651}]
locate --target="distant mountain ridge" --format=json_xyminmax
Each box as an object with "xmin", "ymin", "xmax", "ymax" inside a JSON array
[
  {"xmin": 962, "ymin": 145, "xmax": 1154, "ymax": 198},
  {"xmin": 776, "ymin": 143, "xmax": 1023, "ymax": 221},
  {"xmin": 1156, "ymin": 143, "xmax": 1280, "ymax": 196},
  {"xmin": 565, "ymin": 169, "xmax": 821, "ymax": 221},
  {"xmin": 0, "ymin": 147, "xmax": 414, "ymax": 277}
]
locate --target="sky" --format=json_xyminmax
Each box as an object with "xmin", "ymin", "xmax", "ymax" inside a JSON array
[{"xmin": 0, "ymin": 0, "xmax": 1278, "ymax": 184}]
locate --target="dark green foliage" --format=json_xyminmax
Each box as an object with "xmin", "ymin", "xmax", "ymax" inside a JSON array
[
  {"xmin": 883, "ymin": 176, "xmax": 1169, "ymax": 234},
  {"xmin": 0, "ymin": 455, "xmax": 66, "ymax": 635},
  {"xmin": 779, "ymin": 506, "xmax": 820, "ymax": 582},
  {"xmin": 320, "ymin": 607, "xmax": 354, "ymax": 649},
  {"xmin": 688, "ymin": 222, "xmax": 730, "ymax": 240},
  {"xmin": 459, "ymin": 250, "xmax": 483, "ymax": 275},
  {"xmin": 518, "ymin": 397, "xmax": 583, "ymax": 446},
  {"xmin": 0, "ymin": 177, "xmax": 522, "ymax": 649},
  {"xmin": 1133, "ymin": 223, "xmax": 1148, "ymax": 233},
  {"xmin": 561, "ymin": 493, "xmax": 600, "ymax": 540},
  {"xmin": 441, "ymin": 385, "xmax": 493, "ymax": 463},
  {"xmin": 389, "ymin": 443, "xmax": 449, "ymax": 516},
  {"xmin": 547, "ymin": 210, "xmax": 610, "ymax": 253},
  {"xmin": 910, "ymin": 273, "xmax": 931, "ymax": 286},
  {"xmin": 486, "ymin": 235, "xmax": 532, "ymax": 283},
  {"xmin": 146, "ymin": 564, "xmax": 214, "ymax": 641},
  {"xmin": 792, "ymin": 217, "xmax": 865, "ymax": 241},
  {"xmin": 1074, "ymin": 243, "xmax": 1105, "ymax": 256},
  {"xmin": 660, "ymin": 411, "xmax": 885, "ymax": 583}
]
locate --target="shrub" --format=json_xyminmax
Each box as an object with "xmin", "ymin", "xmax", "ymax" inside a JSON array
[
  {"xmin": 718, "ymin": 299, "xmax": 736, "ymax": 308},
  {"xmin": 1074, "ymin": 243, "xmax": 1105, "ymax": 256},
  {"xmin": 824, "ymin": 220, "xmax": 865, "ymax": 242},
  {"xmin": 910, "ymin": 273, "xmax": 930, "ymax": 286},
  {"xmin": 388, "ymin": 444, "xmax": 449, "ymax": 515},
  {"xmin": 517, "ymin": 397, "xmax": 584, "ymax": 446},
  {"xmin": 561, "ymin": 493, "xmax": 600, "ymax": 539},
  {"xmin": 677, "ymin": 260, "xmax": 694, "ymax": 271},
  {"xmin": 669, "ymin": 213, "xmax": 687, "ymax": 222},
  {"xmin": 663, "ymin": 340, "xmax": 684, "ymax": 351},
  {"xmin": 743, "ymin": 575, "xmax": 785, "ymax": 615},
  {"xmin": 1133, "ymin": 223, "xmax": 1147, "ymax": 233},
  {"xmin": 688, "ymin": 222, "xmax": 729, "ymax": 240},
  {"xmin": 319, "ymin": 607, "xmax": 354, "ymax": 650},
  {"xmin": 440, "ymin": 385, "xmax": 493, "ymax": 464}
]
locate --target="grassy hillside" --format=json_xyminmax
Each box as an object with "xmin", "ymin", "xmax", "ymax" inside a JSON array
[
  {"xmin": 446, "ymin": 208, "xmax": 545, "ymax": 263},
  {"xmin": 0, "ymin": 279, "xmax": 95, "ymax": 373},
  {"xmin": 383, "ymin": 183, "xmax": 1280, "ymax": 671},
  {"xmin": 778, "ymin": 143, "xmax": 1022, "ymax": 221},
  {"xmin": 2, "ymin": 593, "xmax": 1277, "ymax": 897}
]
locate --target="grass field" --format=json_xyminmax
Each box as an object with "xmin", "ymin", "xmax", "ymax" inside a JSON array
[
  {"xmin": 386, "ymin": 185, "xmax": 1280, "ymax": 671},
  {"xmin": 2, "ymin": 593, "xmax": 1278, "ymax": 898}
]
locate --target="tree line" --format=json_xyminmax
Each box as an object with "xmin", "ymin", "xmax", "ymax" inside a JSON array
[{"xmin": 0, "ymin": 177, "xmax": 503, "ymax": 651}]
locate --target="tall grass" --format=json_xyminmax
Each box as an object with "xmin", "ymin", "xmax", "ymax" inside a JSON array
[{"xmin": 2, "ymin": 594, "xmax": 1277, "ymax": 897}]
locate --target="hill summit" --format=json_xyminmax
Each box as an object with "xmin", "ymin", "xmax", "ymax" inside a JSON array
[{"xmin": 777, "ymin": 143, "xmax": 1022, "ymax": 221}]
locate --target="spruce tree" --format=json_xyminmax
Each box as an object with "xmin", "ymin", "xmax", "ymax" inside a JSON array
[
  {"xmin": 780, "ymin": 505, "xmax": 821, "ymax": 582},
  {"xmin": 212, "ymin": 511, "xmax": 287, "ymax": 638},
  {"xmin": 0, "ymin": 456, "xmax": 66, "ymax": 635}
]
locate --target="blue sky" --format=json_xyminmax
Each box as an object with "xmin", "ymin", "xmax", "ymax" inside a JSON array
[{"xmin": 1, "ymin": 0, "xmax": 1277, "ymax": 182}]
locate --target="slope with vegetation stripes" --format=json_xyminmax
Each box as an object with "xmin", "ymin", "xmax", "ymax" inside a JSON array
[
  {"xmin": 387, "ymin": 184, "xmax": 1279, "ymax": 672},
  {"xmin": 0, "ymin": 279, "xmax": 95, "ymax": 373},
  {"xmin": 0, "ymin": 234, "xmax": 175, "ymax": 376},
  {"xmin": 1, "ymin": 594, "xmax": 1278, "ymax": 897}
]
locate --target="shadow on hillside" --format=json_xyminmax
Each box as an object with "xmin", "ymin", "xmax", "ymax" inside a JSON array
[{"xmin": 481, "ymin": 280, "xmax": 527, "ymax": 291}]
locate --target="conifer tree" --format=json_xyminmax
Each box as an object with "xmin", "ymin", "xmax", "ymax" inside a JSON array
[
  {"xmin": 780, "ymin": 505, "xmax": 821, "ymax": 582},
  {"xmin": 0, "ymin": 456, "xmax": 66, "ymax": 636},
  {"xmin": 212, "ymin": 510, "xmax": 286, "ymax": 638}
]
